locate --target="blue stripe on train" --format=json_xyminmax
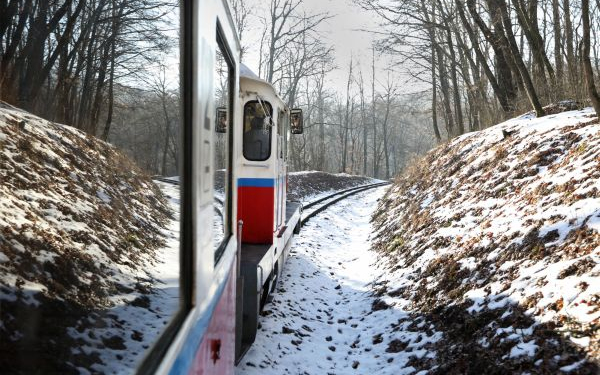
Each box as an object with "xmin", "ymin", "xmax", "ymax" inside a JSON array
[{"xmin": 238, "ymin": 178, "xmax": 275, "ymax": 187}]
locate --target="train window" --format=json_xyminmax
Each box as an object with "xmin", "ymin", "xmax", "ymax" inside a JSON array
[
  {"xmin": 213, "ymin": 26, "xmax": 234, "ymax": 261},
  {"xmin": 283, "ymin": 111, "xmax": 289, "ymax": 160},
  {"xmin": 243, "ymin": 101, "xmax": 273, "ymax": 161},
  {"xmin": 278, "ymin": 110, "xmax": 284, "ymax": 159},
  {"xmin": 0, "ymin": 2, "xmax": 183, "ymax": 373}
]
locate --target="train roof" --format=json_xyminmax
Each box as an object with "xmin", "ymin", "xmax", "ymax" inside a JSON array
[
  {"xmin": 239, "ymin": 63, "xmax": 286, "ymax": 109},
  {"xmin": 240, "ymin": 63, "xmax": 260, "ymax": 80}
]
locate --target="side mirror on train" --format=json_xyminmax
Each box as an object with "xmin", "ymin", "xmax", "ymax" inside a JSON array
[
  {"xmin": 290, "ymin": 109, "xmax": 303, "ymax": 134},
  {"xmin": 216, "ymin": 107, "xmax": 227, "ymax": 133}
]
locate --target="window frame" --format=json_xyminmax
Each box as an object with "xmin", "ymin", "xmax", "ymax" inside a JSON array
[
  {"xmin": 278, "ymin": 109, "xmax": 283, "ymax": 158},
  {"xmin": 242, "ymin": 100, "xmax": 273, "ymax": 162},
  {"xmin": 283, "ymin": 111, "xmax": 289, "ymax": 161},
  {"xmin": 136, "ymin": 2, "xmax": 192, "ymax": 373},
  {"xmin": 213, "ymin": 22, "xmax": 236, "ymax": 264}
]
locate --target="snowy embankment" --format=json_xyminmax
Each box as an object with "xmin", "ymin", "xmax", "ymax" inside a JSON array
[
  {"xmin": 288, "ymin": 171, "xmax": 382, "ymax": 203},
  {"xmin": 0, "ymin": 102, "xmax": 179, "ymax": 373},
  {"xmin": 372, "ymin": 105, "xmax": 600, "ymax": 373}
]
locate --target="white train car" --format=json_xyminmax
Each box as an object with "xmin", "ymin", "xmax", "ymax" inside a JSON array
[{"xmin": 233, "ymin": 64, "xmax": 303, "ymax": 358}]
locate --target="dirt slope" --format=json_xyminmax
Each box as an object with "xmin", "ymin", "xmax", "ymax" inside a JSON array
[
  {"xmin": 288, "ymin": 171, "xmax": 379, "ymax": 202},
  {"xmin": 0, "ymin": 102, "xmax": 171, "ymax": 373},
  {"xmin": 371, "ymin": 105, "xmax": 599, "ymax": 374}
]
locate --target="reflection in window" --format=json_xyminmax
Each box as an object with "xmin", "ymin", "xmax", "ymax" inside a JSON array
[
  {"xmin": 0, "ymin": 2, "xmax": 181, "ymax": 373},
  {"xmin": 243, "ymin": 101, "xmax": 272, "ymax": 161},
  {"xmin": 278, "ymin": 109, "xmax": 287, "ymax": 159},
  {"xmin": 213, "ymin": 33, "xmax": 232, "ymax": 260},
  {"xmin": 283, "ymin": 111, "xmax": 289, "ymax": 160}
]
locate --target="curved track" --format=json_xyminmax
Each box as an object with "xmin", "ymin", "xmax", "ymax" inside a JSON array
[
  {"xmin": 300, "ymin": 181, "xmax": 390, "ymax": 225},
  {"xmin": 153, "ymin": 177, "xmax": 391, "ymax": 227}
]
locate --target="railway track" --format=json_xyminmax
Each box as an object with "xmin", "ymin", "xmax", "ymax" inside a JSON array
[
  {"xmin": 153, "ymin": 176, "xmax": 390, "ymax": 226},
  {"xmin": 300, "ymin": 181, "xmax": 391, "ymax": 225}
]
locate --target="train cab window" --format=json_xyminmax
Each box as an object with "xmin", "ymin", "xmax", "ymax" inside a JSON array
[
  {"xmin": 213, "ymin": 28, "xmax": 234, "ymax": 261},
  {"xmin": 243, "ymin": 101, "xmax": 272, "ymax": 161},
  {"xmin": 0, "ymin": 3, "xmax": 183, "ymax": 374}
]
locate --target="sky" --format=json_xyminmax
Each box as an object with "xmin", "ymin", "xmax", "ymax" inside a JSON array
[
  {"xmin": 239, "ymin": 0, "xmax": 421, "ymax": 96},
  {"xmin": 138, "ymin": 0, "xmax": 429, "ymax": 100},
  {"xmin": 146, "ymin": 0, "xmax": 428, "ymax": 98}
]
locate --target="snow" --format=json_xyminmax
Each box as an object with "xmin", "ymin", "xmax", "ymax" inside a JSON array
[
  {"xmin": 509, "ymin": 340, "xmax": 538, "ymax": 358},
  {"xmin": 79, "ymin": 180, "xmax": 181, "ymax": 374},
  {"xmin": 370, "ymin": 107, "xmax": 600, "ymax": 371},
  {"xmin": 237, "ymin": 186, "xmax": 442, "ymax": 374},
  {"xmin": 420, "ymin": 193, "xmax": 434, "ymax": 209},
  {"xmin": 0, "ymin": 103, "xmax": 181, "ymax": 373},
  {"xmin": 560, "ymin": 360, "xmax": 587, "ymax": 372},
  {"xmin": 96, "ymin": 189, "xmax": 112, "ymax": 204}
]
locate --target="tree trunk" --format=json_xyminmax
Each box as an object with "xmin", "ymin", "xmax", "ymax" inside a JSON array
[
  {"xmin": 444, "ymin": 26, "xmax": 464, "ymax": 135},
  {"xmin": 436, "ymin": 46, "xmax": 455, "ymax": 136},
  {"xmin": 430, "ymin": 42, "xmax": 442, "ymax": 142},
  {"xmin": 0, "ymin": 0, "xmax": 33, "ymax": 101},
  {"xmin": 582, "ymin": 0, "xmax": 600, "ymax": 115},
  {"xmin": 371, "ymin": 47, "xmax": 378, "ymax": 178},
  {"xmin": 101, "ymin": 53, "xmax": 115, "ymax": 141},
  {"xmin": 359, "ymin": 72, "xmax": 369, "ymax": 172},
  {"xmin": 512, "ymin": 0, "xmax": 555, "ymax": 86},
  {"xmin": 456, "ymin": 0, "xmax": 511, "ymax": 114},
  {"xmin": 341, "ymin": 59, "xmax": 352, "ymax": 173},
  {"xmin": 496, "ymin": 0, "xmax": 545, "ymax": 117},
  {"xmin": 421, "ymin": 0, "xmax": 443, "ymax": 139},
  {"xmin": 382, "ymin": 84, "xmax": 391, "ymax": 179},
  {"xmin": 468, "ymin": 0, "xmax": 519, "ymax": 110},
  {"xmin": 317, "ymin": 70, "xmax": 325, "ymax": 170},
  {"xmin": 551, "ymin": 0, "xmax": 563, "ymax": 83},
  {"xmin": 563, "ymin": 0, "xmax": 575, "ymax": 82}
]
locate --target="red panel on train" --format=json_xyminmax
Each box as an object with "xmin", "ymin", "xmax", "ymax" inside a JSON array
[
  {"xmin": 238, "ymin": 178, "xmax": 274, "ymax": 244},
  {"xmin": 190, "ymin": 270, "xmax": 236, "ymax": 375}
]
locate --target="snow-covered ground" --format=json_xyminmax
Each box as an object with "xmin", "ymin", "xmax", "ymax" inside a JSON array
[
  {"xmin": 0, "ymin": 102, "xmax": 181, "ymax": 373},
  {"xmin": 237, "ymin": 187, "xmax": 442, "ymax": 374},
  {"xmin": 72, "ymin": 180, "xmax": 181, "ymax": 374},
  {"xmin": 371, "ymin": 106, "xmax": 600, "ymax": 373},
  {"xmin": 237, "ymin": 107, "xmax": 599, "ymax": 374}
]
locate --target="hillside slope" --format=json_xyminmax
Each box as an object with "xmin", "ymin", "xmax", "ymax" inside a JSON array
[
  {"xmin": 0, "ymin": 102, "xmax": 176, "ymax": 373},
  {"xmin": 371, "ymin": 106, "xmax": 599, "ymax": 374},
  {"xmin": 288, "ymin": 171, "xmax": 380, "ymax": 202}
]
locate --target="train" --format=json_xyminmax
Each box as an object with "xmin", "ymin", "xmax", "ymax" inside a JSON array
[
  {"xmin": 0, "ymin": 0, "xmax": 303, "ymax": 373},
  {"xmin": 150, "ymin": 1, "xmax": 304, "ymax": 374}
]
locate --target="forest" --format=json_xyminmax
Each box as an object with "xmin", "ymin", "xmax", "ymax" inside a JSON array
[
  {"xmin": 236, "ymin": 0, "xmax": 600, "ymax": 178},
  {"xmin": 1, "ymin": 0, "xmax": 600, "ymax": 179},
  {"xmin": 0, "ymin": 0, "xmax": 180, "ymax": 175}
]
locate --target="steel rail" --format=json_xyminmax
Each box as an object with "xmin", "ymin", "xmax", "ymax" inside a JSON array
[
  {"xmin": 300, "ymin": 182, "xmax": 390, "ymax": 225},
  {"xmin": 153, "ymin": 176, "xmax": 390, "ymax": 226}
]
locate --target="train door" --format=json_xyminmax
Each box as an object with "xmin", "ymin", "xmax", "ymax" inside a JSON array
[{"xmin": 276, "ymin": 109, "xmax": 285, "ymax": 230}]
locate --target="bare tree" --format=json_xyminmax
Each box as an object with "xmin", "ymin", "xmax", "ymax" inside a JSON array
[
  {"xmin": 259, "ymin": 0, "xmax": 329, "ymax": 84},
  {"xmin": 582, "ymin": 0, "xmax": 600, "ymax": 115},
  {"xmin": 341, "ymin": 57, "xmax": 353, "ymax": 173},
  {"xmin": 229, "ymin": 0, "xmax": 251, "ymax": 59}
]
